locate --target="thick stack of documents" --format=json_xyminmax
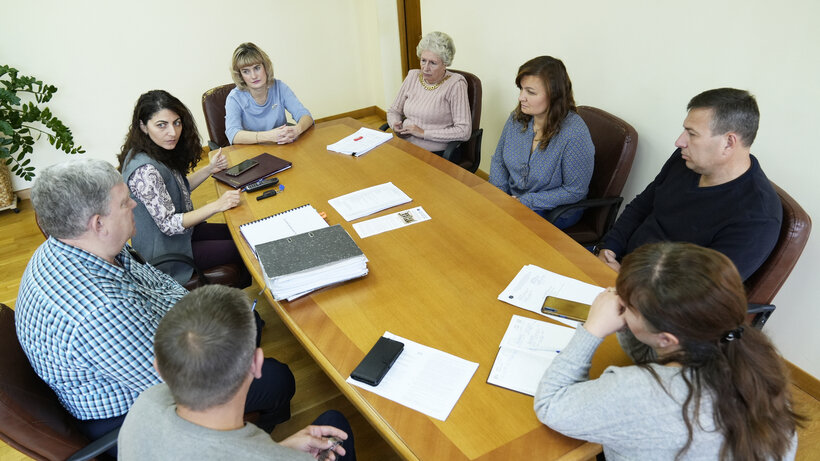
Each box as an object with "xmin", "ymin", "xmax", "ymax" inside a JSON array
[
  {"xmin": 327, "ymin": 127, "xmax": 393, "ymax": 157},
  {"xmin": 256, "ymin": 224, "xmax": 368, "ymax": 301},
  {"xmin": 328, "ymin": 182, "xmax": 412, "ymax": 221}
]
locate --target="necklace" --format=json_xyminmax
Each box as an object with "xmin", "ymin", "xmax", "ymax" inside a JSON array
[{"xmin": 419, "ymin": 72, "xmax": 450, "ymax": 91}]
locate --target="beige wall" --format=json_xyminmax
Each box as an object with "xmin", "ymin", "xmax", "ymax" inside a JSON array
[
  {"xmin": 419, "ymin": 0, "xmax": 819, "ymax": 377},
  {"xmin": 2, "ymin": 0, "xmax": 817, "ymax": 378},
  {"xmin": 1, "ymin": 0, "xmax": 387, "ymax": 190}
]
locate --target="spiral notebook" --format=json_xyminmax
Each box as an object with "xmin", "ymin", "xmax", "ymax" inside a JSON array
[{"xmin": 239, "ymin": 204, "xmax": 329, "ymax": 256}]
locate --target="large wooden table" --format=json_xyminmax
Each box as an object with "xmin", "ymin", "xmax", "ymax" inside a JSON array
[{"xmin": 218, "ymin": 118, "xmax": 630, "ymax": 460}]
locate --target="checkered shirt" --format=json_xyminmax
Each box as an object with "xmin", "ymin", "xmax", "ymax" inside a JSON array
[{"xmin": 15, "ymin": 237, "xmax": 188, "ymax": 420}]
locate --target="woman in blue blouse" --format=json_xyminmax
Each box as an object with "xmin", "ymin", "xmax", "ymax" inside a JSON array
[
  {"xmin": 226, "ymin": 42, "xmax": 313, "ymax": 145},
  {"xmin": 489, "ymin": 56, "xmax": 594, "ymax": 229}
]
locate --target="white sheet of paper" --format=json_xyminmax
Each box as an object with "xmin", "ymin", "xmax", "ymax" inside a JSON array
[
  {"xmin": 346, "ymin": 332, "xmax": 478, "ymax": 421},
  {"xmin": 326, "ymin": 127, "xmax": 393, "ymax": 157},
  {"xmin": 328, "ymin": 182, "xmax": 412, "ymax": 222},
  {"xmin": 497, "ymin": 264, "xmax": 605, "ymax": 315},
  {"xmin": 487, "ymin": 315, "xmax": 575, "ymax": 396},
  {"xmin": 352, "ymin": 206, "xmax": 431, "ymax": 238}
]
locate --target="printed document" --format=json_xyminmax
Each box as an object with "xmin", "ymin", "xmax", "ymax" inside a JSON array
[
  {"xmin": 498, "ymin": 264, "xmax": 604, "ymax": 317},
  {"xmin": 327, "ymin": 127, "xmax": 393, "ymax": 157},
  {"xmin": 488, "ymin": 315, "xmax": 575, "ymax": 396},
  {"xmin": 328, "ymin": 182, "xmax": 412, "ymax": 221},
  {"xmin": 352, "ymin": 206, "xmax": 431, "ymax": 238},
  {"xmin": 347, "ymin": 332, "xmax": 478, "ymax": 421}
]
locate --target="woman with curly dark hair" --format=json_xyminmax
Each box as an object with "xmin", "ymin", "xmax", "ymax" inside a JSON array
[
  {"xmin": 118, "ymin": 90, "xmax": 249, "ymax": 287},
  {"xmin": 535, "ymin": 242, "xmax": 800, "ymax": 460}
]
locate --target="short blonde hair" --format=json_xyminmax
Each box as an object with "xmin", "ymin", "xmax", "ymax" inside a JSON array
[
  {"xmin": 416, "ymin": 31, "xmax": 455, "ymax": 67},
  {"xmin": 230, "ymin": 42, "xmax": 275, "ymax": 91}
]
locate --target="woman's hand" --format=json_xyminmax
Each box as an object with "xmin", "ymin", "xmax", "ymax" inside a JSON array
[
  {"xmin": 275, "ymin": 125, "xmax": 300, "ymax": 144},
  {"xmin": 214, "ymin": 189, "xmax": 241, "ymax": 212},
  {"xmin": 597, "ymin": 249, "xmax": 621, "ymax": 272},
  {"xmin": 209, "ymin": 148, "xmax": 228, "ymax": 174},
  {"xmin": 280, "ymin": 425, "xmax": 348, "ymax": 459},
  {"xmin": 583, "ymin": 288, "xmax": 626, "ymax": 338},
  {"xmin": 398, "ymin": 121, "xmax": 424, "ymax": 138}
]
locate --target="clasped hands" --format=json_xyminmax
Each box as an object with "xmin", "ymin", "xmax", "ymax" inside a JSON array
[
  {"xmin": 256, "ymin": 125, "xmax": 301, "ymax": 144},
  {"xmin": 392, "ymin": 120, "xmax": 424, "ymax": 138},
  {"xmin": 583, "ymin": 288, "xmax": 628, "ymax": 339}
]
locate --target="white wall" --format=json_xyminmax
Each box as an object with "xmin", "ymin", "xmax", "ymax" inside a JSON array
[
  {"xmin": 1, "ymin": 0, "xmax": 386, "ymax": 190},
  {"xmin": 421, "ymin": 0, "xmax": 820, "ymax": 377}
]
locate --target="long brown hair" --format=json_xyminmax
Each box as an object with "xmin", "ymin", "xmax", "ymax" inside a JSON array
[
  {"xmin": 117, "ymin": 90, "xmax": 202, "ymax": 175},
  {"xmin": 617, "ymin": 242, "xmax": 800, "ymax": 461},
  {"xmin": 513, "ymin": 56, "xmax": 576, "ymax": 150}
]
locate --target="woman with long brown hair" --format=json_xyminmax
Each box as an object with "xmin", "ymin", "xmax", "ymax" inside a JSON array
[
  {"xmin": 489, "ymin": 56, "xmax": 594, "ymax": 229},
  {"xmin": 535, "ymin": 242, "xmax": 800, "ymax": 460}
]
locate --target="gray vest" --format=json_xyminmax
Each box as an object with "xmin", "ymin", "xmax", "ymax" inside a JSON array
[{"xmin": 121, "ymin": 152, "xmax": 194, "ymax": 283}]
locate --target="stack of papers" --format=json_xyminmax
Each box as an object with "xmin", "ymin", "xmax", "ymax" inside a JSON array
[
  {"xmin": 347, "ymin": 332, "xmax": 478, "ymax": 421},
  {"xmin": 487, "ymin": 315, "xmax": 576, "ymax": 396},
  {"xmin": 327, "ymin": 127, "xmax": 393, "ymax": 157},
  {"xmin": 256, "ymin": 224, "xmax": 368, "ymax": 301},
  {"xmin": 328, "ymin": 182, "xmax": 412, "ymax": 221}
]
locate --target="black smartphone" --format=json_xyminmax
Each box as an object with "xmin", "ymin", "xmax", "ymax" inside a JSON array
[
  {"xmin": 225, "ymin": 159, "xmax": 259, "ymax": 177},
  {"xmin": 350, "ymin": 336, "xmax": 404, "ymax": 386}
]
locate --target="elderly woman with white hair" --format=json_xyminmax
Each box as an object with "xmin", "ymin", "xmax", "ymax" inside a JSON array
[{"xmin": 387, "ymin": 31, "xmax": 471, "ymax": 154}]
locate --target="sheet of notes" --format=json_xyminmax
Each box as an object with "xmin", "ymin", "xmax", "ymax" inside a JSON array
[
  {"xmin": 347, "ymin": 332, "xmax": 478, "ymax": 421},
  {"xmin": 498, "ymin": 264, "xmax": 605, "ymax": 316},
  {"xmin": 352, "ymin": 206, "xmax": 431, "ymax": 238},
  {"xmin": 328, "ymin": 182, "xmax": 412, "ymax": 222}
]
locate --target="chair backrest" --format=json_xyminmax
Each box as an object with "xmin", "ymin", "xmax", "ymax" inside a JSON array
[
  {"xmin": 201, "ymin": 83, "xmax": 237, "ymax": 148},
  {"xmin": 448, "ymin": 69, "xmax": 483, "ymax": 172},
  {"xmin": 745, "ymin": 182, "xmax": 812, "ymax": 305},
  {"xmin": 0, "ymin": 303, "xmax": 90, "ymax": 460},
  {"xmin": 565, "ymin": 106, "xmax": 638, "ymax": 244}
]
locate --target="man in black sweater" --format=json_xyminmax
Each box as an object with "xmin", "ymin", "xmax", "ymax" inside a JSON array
[{"xmin": 597, "ymin": 88, "xmax": 781, "ymax": 280}]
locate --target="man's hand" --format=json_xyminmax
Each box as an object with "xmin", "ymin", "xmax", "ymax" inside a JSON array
[
  {"xmin": 280, "ymin": 425, "xmax": 348, "ymax": 459},
  {"xmin": 597, "ymin": 249, "xmax": 621, "ymax": 272}
]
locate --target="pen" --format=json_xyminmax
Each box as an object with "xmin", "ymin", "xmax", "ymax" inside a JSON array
[
  {"xmin": 542, "ymin": 306, "xmax": 557, "ymax": 313},
  {"xmin": 250, "ymin": 299, "xmax": 257, "ymax": 311},
  {"xmin": 353, "ymin": 136, "xmax": 363, "ymax": 141}
]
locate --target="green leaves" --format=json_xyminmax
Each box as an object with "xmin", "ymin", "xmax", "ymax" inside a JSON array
[{"xmin": 0, "ymin": 65, "xmax": 84, "ymax": 181}]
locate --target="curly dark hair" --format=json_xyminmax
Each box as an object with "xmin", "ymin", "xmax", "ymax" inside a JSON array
[
  {"xmin": 512, "ymin": 56, "xmax": 576, "ymax": 150},
  {"xmin": 117, "ymin": 90, "xmax": 202, "ymax": 175}
]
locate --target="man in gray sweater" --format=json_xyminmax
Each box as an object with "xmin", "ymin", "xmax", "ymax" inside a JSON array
[{"xmin": 118, "ymin": 285, "xmax": 354, "ymax": 460}]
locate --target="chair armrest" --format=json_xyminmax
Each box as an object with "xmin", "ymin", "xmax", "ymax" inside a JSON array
[
  {"xmin": 379, "ymin": 123, "xmax": 389, "ymax": 132},
  {"xmin": 66, "ymin": 427, "xmax": 120, "ymax": 461},
  {"xmin": 208, "ymin": 140, "xmax": 220, "ymax": 151},
  {"xmin": 747, "ymin": 303, "xmax": 776, "ymax": 329},
  {"xmin": 443, "ymin": 140, "xmax": 463, "ymax": 162},
  {"xmin": 544, "ymin": 196, "xmax": 624, "ymax": 222},
  {"xmin": 150, "ymin": 253, "xmax": 209, "ymax": 285}
]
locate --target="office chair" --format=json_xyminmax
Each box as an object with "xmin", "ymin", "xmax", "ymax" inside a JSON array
[
  {"xmin": 744, "ymin": 182, "xmax": 811, "ymax": 328},
  {"xmin": 201, "ymin": 83, "xmax": 237, "ymax": 149},
  {"xmin": 33, "ymin": 213, "xmax": 241, "ymax": 290},
  {"xmin": 381, "ymin": 68, "xmax": 484, "ymax": 172},
  {"xmin": 544, "ymin": 106, "xmax": 638, "ymax": 247},
  {"xmin": 0, "ymin": 303, "xmax": 119, "ymax": 461}
]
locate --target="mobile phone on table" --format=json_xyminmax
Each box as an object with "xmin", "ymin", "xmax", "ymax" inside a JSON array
[
  {"xmin": 350, "ymin": 336, "xmax": 404, "ymax": 386},
  {"xmin": 541, "ymin": 296, "xmax": 590, "ymax": 322},
  {"xmin": 225, "ymin": 159, "xmax": 259, "ymax": 176}
]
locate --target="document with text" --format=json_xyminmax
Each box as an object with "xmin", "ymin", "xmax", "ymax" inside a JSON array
[
  {"xmin": 498, "ymin": 264, "xmax": 604, "ymax": 321},
  {"xmin": 346, "ymin": 332, "xmax": 478, "ymax": 421},
  {"xmin": 352, "ymin": 206, "xmax": 431, "ymax": 238},
  {"xmin": 328, "ymin": 182, "xmax": 412, "ymax": 222},
  {"xmin": 488, "ymin": 315, "xmax": 575, "ymax": 396},
  {"xmin": 327, "ymin": 127, "xmax": 393, "ymax": 157}
]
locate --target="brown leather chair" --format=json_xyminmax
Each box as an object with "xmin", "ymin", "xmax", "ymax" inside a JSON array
[
  {"xmin": 201, "ymin": 83, "xmax": 236, "ymax": 149},
  {"xmin": 381, "ymin": 68, "xmax": 484, "ymax": 172},
  {"xmin": 0, "ymin": 303, "xmax": 118, "ymax": 460},
  {"xmin": 33, "ymin": 213, "xmax": 242, "ymax": 290},
  {"xmin": 745, "ymin": 182, "xmax": 812, "ymax": 328},
  {"xmin": 545, "ymin": 106, "xmax": 638, "ymax": 246}
]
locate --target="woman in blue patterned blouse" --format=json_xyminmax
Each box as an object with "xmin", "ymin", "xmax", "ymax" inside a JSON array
[{"xmin": 489, "ymin": 56, "xmax": 594, "ymax": 229}]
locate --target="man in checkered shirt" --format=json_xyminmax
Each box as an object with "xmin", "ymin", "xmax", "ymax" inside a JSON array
[{"xmin": 15, "ymin": 159, "xmax": 294, "ymax": 444}]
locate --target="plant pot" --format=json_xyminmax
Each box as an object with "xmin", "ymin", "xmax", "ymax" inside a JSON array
[{"xmin": 0, "ymin": 162, "xmax": 19, "ymax": 212}]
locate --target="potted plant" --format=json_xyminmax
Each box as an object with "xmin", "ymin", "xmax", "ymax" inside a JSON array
[{"xmin": 0, "ymin": 65, "xmax": 84, "ymax": 211}]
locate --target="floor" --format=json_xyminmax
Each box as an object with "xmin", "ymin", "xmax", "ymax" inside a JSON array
[{"xmin": 1, "ymin": 112, "xmax": 817, "ymax": 460}]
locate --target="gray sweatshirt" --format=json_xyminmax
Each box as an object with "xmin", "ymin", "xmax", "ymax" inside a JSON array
[{"xmin": 533, "ymin": 327, "xmax": 797, "ymax": 460}]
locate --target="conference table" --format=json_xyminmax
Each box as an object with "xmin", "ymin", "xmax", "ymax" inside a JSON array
[{"xmin": 217, "ymin": 118, "xmax": 631, "ymax": 460}]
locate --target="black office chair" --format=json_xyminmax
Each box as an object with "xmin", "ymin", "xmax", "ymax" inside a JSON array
[
  {"xmin": 0, "ymin": 303, "xmax": 118, "ymax": 460},
  {"xmin": 381, "ymin": 69, "xmax": 483, "ymax": 172}
]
